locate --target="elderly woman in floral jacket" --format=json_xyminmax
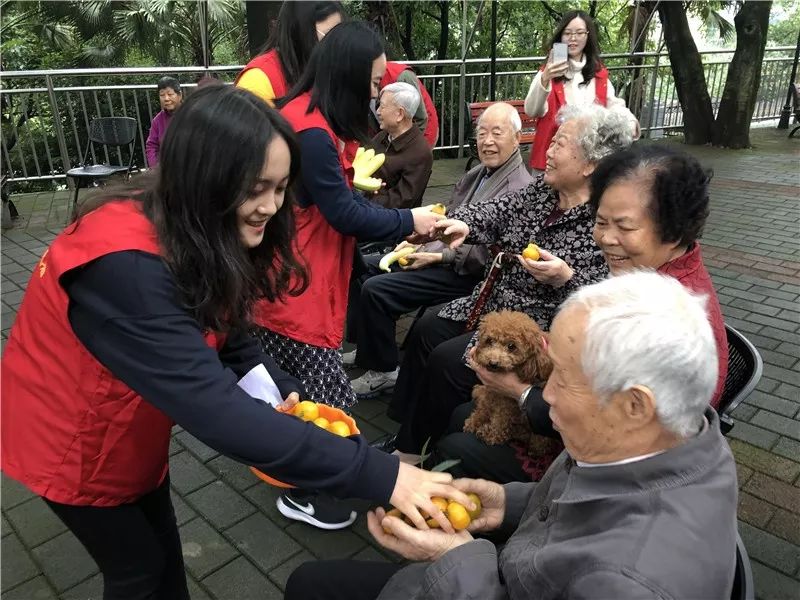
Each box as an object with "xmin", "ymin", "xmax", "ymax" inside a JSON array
[{"xmin": 383, "ymin": 104, "xmax": 635, "ymax": 462}]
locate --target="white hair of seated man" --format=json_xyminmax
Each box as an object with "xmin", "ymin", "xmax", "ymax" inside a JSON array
[
  {"xmin": 381, "ymin": 82, "xmax": 420, "ymax": 119},
  {"xmin": 477, "ymin": 102, "xmax": 522, "ymax": 134},
  {"xmin": 556, "ymin": 103, "xmax": 635, "ymax": 163},
  {"xmin": 561, "ymin": 271, "xmax": 718, "ymax": 438}
]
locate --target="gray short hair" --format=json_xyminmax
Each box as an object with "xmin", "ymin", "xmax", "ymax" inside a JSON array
[
  {"xmin": 560, "ymin": 271, "xmax": 717, "ymax": 437},
  {"xmin": 557, "ymin": 104, "xmax": 634, "ymax": 162},
  {"xmin": 381, "ymin": 82, "xmax": 420, "ymax": 118},
  {"xmin": 477, "ymin": 102, "xmax": 522, "ymax": 133}
]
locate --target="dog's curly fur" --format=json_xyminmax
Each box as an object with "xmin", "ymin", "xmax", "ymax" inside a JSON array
[{"xmin": 464, "ymin": 310, "xmax": 560, "ymax": 458}]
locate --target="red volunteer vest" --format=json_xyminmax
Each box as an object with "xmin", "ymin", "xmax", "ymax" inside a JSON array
[
  {"xmin": 236, "ymin": 49, "xmax": 289, "ymax": 100},
  {"xmin": 381, "ymin": 62, "xmax": 440, "ymax": 148},
  {"xmin": 529, "ymin": 66, "xmax": 608, "ymax": 170},
  {"xmin": 252, "ymin": 93, "xmax": 356, "ymax": 349},
  {"xmin": 1, "ymin": 201, "xmax": 224, "ymax": 506}
]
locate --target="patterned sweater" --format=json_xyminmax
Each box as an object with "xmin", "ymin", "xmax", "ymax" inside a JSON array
[{"xmin": 438, "ymin": 175, "xmax": 608, "ymax": 330}]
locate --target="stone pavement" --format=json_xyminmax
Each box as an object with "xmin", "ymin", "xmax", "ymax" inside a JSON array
[{"xmin": 2, "ymin": 127, "xmax": 799, "ymax": 600}]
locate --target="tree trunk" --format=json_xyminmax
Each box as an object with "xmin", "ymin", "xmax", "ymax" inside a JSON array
[
  {"xmin": 433, "ymin": 0, "xmax": 449, "ymax": 75},
  {"xmin": 712, "ymin": 0, "xmax": 772, "ymax": 148},
  {"xmin": 624, "ymin": 1, "xmax": 657, "ymax": 116},
  {"xmin": 244, "ymin": 0, "xmax": 281, "ymax": 58},
  {"xmin": 399, "ymin": 5, "xmax": 417, "ymax": 61},
  {"xmin": 657, "ymin": 2, "xmax": 714, "ymax": 145}
]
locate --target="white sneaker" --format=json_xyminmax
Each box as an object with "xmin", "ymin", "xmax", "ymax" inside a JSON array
[
  {"xmin": 341, "ymin": 349, "xmax": 357, "ymax": 366},
  {"xmin": 351, "ymin": 368, "xmax": 399, "ymax": 398}
]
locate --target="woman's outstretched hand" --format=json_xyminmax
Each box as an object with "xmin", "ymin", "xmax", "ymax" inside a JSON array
[{"xmin": 389, "ymin": 462, "xmax": 477, "ymax": 533}]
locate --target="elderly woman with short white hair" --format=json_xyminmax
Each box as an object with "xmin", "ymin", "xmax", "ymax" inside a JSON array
[
  {"xmin": 287, "ymin": 272, "xmax": 738, "ymax": 600},
  {"xmin": 384, "ymin": 103, "xmax": 635, "ymax": 466}
]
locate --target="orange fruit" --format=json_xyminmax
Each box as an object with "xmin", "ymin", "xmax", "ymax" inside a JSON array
[
  {"xmin": 327, "ymin": 420, "xmax": 351, "ymax": 437},
  {"xmin": 431, "ymin": 496, "xmax": 449, "ymax": 512},
  {"xmin": 383, "ymin": 508, "xmax": 403, "ymax": 534},
  {"xmin": 522, "ymin": 243, "xmax": 540, "ymax": 261},
  {"xmin": 425, "ymin": 517, "xmax": 441, "ymax": 528},
  {"xmin": 465, "ymin": 493, "xmax": 482, "ymax": 520},
  {"xmin": 312, "ymin": 417, "xmax": 330, "ymax": 429},
  {"xmin": 446, "ymin": 502, "xmax": 471, "ymax": 530},
  {"xmin": 430, "ymin": 203, "xmax": 447, "ymax": 215},
  {"xmin": 293, "ymin": 401, "xmax": 319, "ymax": 422}
]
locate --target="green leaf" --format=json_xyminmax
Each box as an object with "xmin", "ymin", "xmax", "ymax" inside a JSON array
[{"xmin": 431, "ymin": 458, "xmax": 462, "ymax": 472}]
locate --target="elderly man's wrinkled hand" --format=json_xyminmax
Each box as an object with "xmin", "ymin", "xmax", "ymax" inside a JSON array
[
  {"xmin": 368, "ymin": 507, "xmax": 473, "ymax": 562},
  {"xmin": 452, "ymin": 478, "xmax": 506, "ymax": 533},
  {"xmin": 517, "ymin": 247, "xmax": 573, "ymax": 287},
  {"xmin": 401, "ymin": 252, "xmax": 442, "ymax": 270}
]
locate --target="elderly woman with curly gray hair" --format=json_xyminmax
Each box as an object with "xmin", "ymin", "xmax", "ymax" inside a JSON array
[
  {"xmin": 434, "ymin": 144, "xmax": 729, "ymax": 485},
  {"xmin": 379, "ymin": 103, "xmax": 635, "ymax": 464}
]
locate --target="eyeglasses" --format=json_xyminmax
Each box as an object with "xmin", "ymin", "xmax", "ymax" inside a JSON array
[{"xmin": 562, "ymin": 30, "xmax": 588, "ymax": 39}]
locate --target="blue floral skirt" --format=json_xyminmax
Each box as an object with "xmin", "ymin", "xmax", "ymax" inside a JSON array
[{"xmin": 251, "ymin": 327, "xmax": 356, "ymax": 410}]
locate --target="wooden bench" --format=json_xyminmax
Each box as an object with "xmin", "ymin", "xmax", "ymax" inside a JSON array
[{"xmin": 465, "ymin": 100, "xmax": 536, "ymax": 171}]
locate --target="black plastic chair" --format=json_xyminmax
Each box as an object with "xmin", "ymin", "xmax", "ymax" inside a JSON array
[
  {"xmin": 731, "ymin": 532, "xmax": 755, "ymax": 600},
  {"xmin": 789, "ymin": 83, "xmax": 800, "ymax": 139},
  {"xmin": 67, "ymin": 117, "xmax": 138, "ymax": 206},
  {"xmin": 717, "ymin": 324, "xmax": 763, "ymax": 435}
]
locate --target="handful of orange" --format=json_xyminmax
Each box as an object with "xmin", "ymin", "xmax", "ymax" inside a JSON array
[
  {"xmin": 250, "ymin": 401, "xmax": 359, "ymax": 488},
  {"xmin": 382, "ymin": 493, "xmax": 482, "ymax": 533},
  {"xmin": 522, "ymin": 243, "xmax": 540, "ymax": 261}
]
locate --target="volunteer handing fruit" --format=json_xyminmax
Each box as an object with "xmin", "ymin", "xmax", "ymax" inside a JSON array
[{"xmin": 0, "ymin": 85, "xmax": 471, "ymax": 600}]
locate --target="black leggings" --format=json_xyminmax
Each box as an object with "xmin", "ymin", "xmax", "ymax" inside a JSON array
[
  {"xmin": 44, "ymin": 475, "xmax": 189, "ymax": 600},
  {"xmin": 285, "ymin": 559, "xmax": 402, "ymax": 600}
]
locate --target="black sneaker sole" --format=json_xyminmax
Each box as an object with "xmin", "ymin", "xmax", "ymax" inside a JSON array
[{"xmin": 276, "ymin": 497, "xmax": 357, "ymax": 530}]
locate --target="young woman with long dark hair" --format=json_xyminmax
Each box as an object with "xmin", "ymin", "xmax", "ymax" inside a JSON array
[
  {"xmin": 251, "ymin": 21, "xmax": 444, "ymax": 529},
  {"xmin": 1, "ymin": 85, "xmax": 470, "ymax": 600},
  {"xmin": 524, "ymin": 10, "xmax": 636, "ymax": 171},
  {"xmin": 236, "ymin": 0, "xmax": 344, "ymax": 105}
]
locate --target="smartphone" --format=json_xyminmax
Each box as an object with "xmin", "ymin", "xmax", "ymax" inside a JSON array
[{"xmin": 552, "ymin": 42, "xmax": 568, "ymax": 64}]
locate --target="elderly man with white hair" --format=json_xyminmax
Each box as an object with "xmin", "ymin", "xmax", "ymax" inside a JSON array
[
  {"xmin": 286, "ymin": 272, "xmax": 739, "ymax": 600},
  {"xmin": 368, "ymin": 81, "xmax": 433, "ymax": 209},
  {"xmin": 347, "ymin": 102, "xmax": 532, "ymax": 398}
]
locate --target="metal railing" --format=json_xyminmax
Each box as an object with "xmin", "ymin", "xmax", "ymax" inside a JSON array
[{"xmin": 0, "ymin": 46, "xmax": 795, "ymax": 186}]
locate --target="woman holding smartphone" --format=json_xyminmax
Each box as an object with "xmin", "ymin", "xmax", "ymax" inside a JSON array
[{"xmin": 524, "ymin": 10, "xmax": 635, "ymax": 172}]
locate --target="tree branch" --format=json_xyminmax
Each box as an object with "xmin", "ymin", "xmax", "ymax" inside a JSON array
[
  {"xmin": 539, "ymin": 1, "xmax": 561, "ymax": 22},
  {"xmin": 421, "ymin": 9, "xmax": 441, "ymax": 22}
]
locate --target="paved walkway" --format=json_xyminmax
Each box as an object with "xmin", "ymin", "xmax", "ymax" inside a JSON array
[{"xmin": 2, "ymin": 128, "xmax": 799, "ymax": 600}]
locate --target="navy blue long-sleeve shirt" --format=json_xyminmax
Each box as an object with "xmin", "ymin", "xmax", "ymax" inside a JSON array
[
  {"xmin": 295, "ymin": 129, "xmax": 414, "ymax": 242},
  {"xmin": 62, "ymin": 250, "xmax": 399, "ymax": 501}
]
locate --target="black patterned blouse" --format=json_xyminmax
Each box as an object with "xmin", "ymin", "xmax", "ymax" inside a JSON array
[{"xmin": 438, "ymin": 175, "xmax": 608, "ymax": 331}]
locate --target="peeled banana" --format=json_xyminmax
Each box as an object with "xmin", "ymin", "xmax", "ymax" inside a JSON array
[{"xmin": 379, "ymin": 246, "xmax": 419, "ymax": 272}]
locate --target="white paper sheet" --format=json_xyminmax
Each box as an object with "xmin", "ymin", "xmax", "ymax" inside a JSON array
[{"xmin": 237, "ymin": 364, "xmax": 282, "ymax": 408}]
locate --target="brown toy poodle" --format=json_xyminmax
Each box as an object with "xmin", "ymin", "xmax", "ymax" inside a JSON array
[{"xmin": 464, "ymin": 310, "xmax": 560, "ymax": 458}]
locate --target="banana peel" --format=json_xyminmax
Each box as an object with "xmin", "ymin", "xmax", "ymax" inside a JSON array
[
  {"xmin": 353, "ymin": 147, "xmax": 386, "ymax": 191},
  {"xmin": 430, "ymin": 203, "xmax": 446, "ymax": 215},
  {"xmin": 379, "ymin": 245, "xmax": 419, "ymax": 272},
  {"xmin": 354, "ymin": 147, "xmax": 386, "ymax": 175}
]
